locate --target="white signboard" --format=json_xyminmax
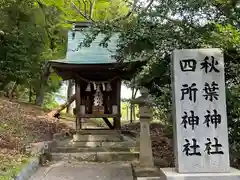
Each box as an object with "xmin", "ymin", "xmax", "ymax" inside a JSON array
[{"xmin": 172, "ymin": 48, "xmax": 230, "ymax": 173}]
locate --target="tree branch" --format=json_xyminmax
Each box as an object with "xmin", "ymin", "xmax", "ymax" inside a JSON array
[
  {"xmin": 70, "ymin": 1, "xmax": 95, "ymax": 22},
  {"xmin": 77, "ymin": 0, "xmax": 81, "ymax": 10},
  {"xmin": 112, "ymin": 0, "xmax": 154, "ymax": 22},
  {"xmin": 82, "ymin": 0, "xmax": 87, "ymax": 16},
  {"xmin": 112, "ymin": 0, "xmax": 138, "ymax": 22},
  {"xmin": 146, "ymin": 11, "xmax": 197, "ymax": 30},
  {"xmin": 88, "ymin": 0, "xmax": 95, "ymax": 18},
  {"xmin": 144, "ymin": 0, "xmax": 154, "ymax": 12}
]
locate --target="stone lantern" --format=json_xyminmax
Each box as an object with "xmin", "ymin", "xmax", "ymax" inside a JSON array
[{"xmin": 131, "ymin": 87, "xmax": 154, "ymax": 167}]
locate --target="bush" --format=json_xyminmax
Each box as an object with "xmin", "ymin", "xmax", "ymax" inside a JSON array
[{"xmin": 226, "ymin": 85, "xmax": 240, "ymax": 168}]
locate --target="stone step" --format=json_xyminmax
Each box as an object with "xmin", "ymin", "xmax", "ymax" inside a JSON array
[
  {"xmin": 73, "ymin": 134, "xmax": 123, "ymax": 142},
  {"xmin": 59, "ymin": 141, "xmax": 136, "ymax": 148},
  {"xmin": 76, "ymin": 129, "xmax": 121, "ymax": 135},
  {"xmin": 137, "ymin": 177, "xmax": 161, "ymax": 180},
  {"xmin": 52, "ymin": 146, "xmax": 139, "ymax": 153},
  {"xmin": 51, "ymin": 152, "xmax": 139, "ymax": 162}
]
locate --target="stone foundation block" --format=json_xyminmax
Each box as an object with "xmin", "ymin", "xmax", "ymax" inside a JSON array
[
  {"xmin": 96, "ymin": 152, "xmax": 139, "ymax": 162},
  {"xmin": 73, "ymin": 134, "xmax": 122, "ymax": 142},
  {"xmin": 160, "ymin": 168, "xmax": 240, "ymax": 180}
]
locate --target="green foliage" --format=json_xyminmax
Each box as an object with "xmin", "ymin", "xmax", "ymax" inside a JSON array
[
  {"xmin": 0, "ymin": 0, "xmax": 43, "ymax": 84},
  {"xmin": 121, "ymin": 101, "xmax": 139, "ymax": 122},
  {"xmin": 83, "ymin": 0, "xmax": 240, "ymax": 167},
  {"xmin": 38, "ymin": 0, "xmax": 129, "ymax": 23},
  {"xmin": 0, "ymin": 0, "xmax": 67, "ymax": 104},
  {"xmin": 226, "ymin": 84, "xmax": 240, "ymax": 167},
  {"xmin": 0, "ymin": 155, "xmax": 31, "ymax": 180},
  {"xmin": 43, "ymin": 92, "xmax": 60, "ymax": 109}
]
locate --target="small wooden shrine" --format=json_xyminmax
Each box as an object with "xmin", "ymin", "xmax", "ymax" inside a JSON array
[{"xmin": 48, "ymin": 22, "xmax": 144, "ymax": 130}]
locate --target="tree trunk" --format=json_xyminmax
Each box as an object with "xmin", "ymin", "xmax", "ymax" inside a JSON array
[
  {"xmin": 29, "ymin": 84, "xmax": 32, "ymax": 103},
  {"xmin": 66, "ymin": 80, "xmax": 74, "ymax": 115},
  {"xmin": 36, "ymin": 63, "xmax": 50, "ymax": 106},
  {"xmin": 132, "ymin": 104, "xmax": 136, "ymax": 121},
  {"xmin": 130, "ymin": 86, "xmax": 139, "ymax": 122},
  {"xmin": 130, "ymin": 87, "xmax": 134, "ymax": 123},
  {"xmin": 126, "ymin": 104, "xmax": 129, "ymax": 122},
  {"xmin": 4, "ymin": 81, "xmax": 16, "ymax": 99},
  {"xmin": 130, "ymin": 104, "xmax": 133, "ymax": 123},
  {"xmin": 133, "ymin": 88, "xmax": 138, "ymax": 121}
]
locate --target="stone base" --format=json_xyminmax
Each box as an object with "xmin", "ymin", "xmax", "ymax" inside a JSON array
[
  {"xmin": 160, "ymin": 168, "xmax": 240, "ymax": 180},
  {"xmin": 133, "ymin": 166, "xmax": 161, "ymax": 178},
  {"xmin": 73, "ymin": 133, "xmax": 122, "ymax": 142}
]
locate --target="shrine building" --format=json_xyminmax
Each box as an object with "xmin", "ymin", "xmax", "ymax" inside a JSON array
[{"xmin": 48, "ymin": 22, "xmax": 144, "ymax": 131}]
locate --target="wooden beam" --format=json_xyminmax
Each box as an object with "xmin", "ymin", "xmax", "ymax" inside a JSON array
[
  {"xmin": 50, "ymin": 61, "xmax": 146, "ymax": 81},
  {"xmin": 102, "ymin": 117, "xmax": 114, "ymax": 129},
  {"xmin": 75, "ymin": 79, "xmax": 81, "ymax": 130},
  {"xmin": 114, "ymin": 78, "xmax": 121, "ymax": 129},
  {"xmin": 78, "ymin": 114, "xmax": 120, "ymax": 118}
]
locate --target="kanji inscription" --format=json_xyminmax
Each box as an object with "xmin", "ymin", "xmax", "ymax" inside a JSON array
[{"xmin": 172, "ymin": 49, "xmax": 230, "ymax": 173}]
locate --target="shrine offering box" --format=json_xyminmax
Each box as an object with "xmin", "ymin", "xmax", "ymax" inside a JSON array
[
  {"xmin": 92, "ymin": 106, "xmax": 98, "ymax": 114},
  {"xmin": 98, "ymin": 106, "xmax": 104, "ymax": 114},
  {"xmin": 92, "ymin": 106, "xmax": 104, "ymax": 115}
]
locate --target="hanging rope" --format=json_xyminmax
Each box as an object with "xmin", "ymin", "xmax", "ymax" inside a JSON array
[{"xmin": 76, "ymin": 75, "xmax": 120, "ymax": 84}]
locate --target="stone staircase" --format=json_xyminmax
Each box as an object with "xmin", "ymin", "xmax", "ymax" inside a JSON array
[{"xmin": 50, "ymin": 130, "xmax": 140, "ymax": 163}]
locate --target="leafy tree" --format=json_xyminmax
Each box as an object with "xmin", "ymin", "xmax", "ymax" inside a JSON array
[
  {"xmin": 0, "ymin": 0, "xmax": 45, "ymax": 86},
  {"xmin": 0, "ymin": 0, "xmax": 67, "ymax": 106},
  {"xmin": 81, "ymin": 0, "xmax": 240, "ymax": 167}
]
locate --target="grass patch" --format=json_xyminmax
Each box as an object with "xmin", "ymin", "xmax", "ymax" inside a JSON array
[{"xmin": 0, "ymin": 153, "xmax": 31, "ymax": 180}]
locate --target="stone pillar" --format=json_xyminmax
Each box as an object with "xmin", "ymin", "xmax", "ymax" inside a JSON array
[
  {"xmin": 160, "ymin": 48, "xmax": 240, "ymax": 180},
  {"xmin": 139, "ymin": 105, "xmax": 154, "ymax": 167},
  {"xmin": 132, "ymin": 87, "xmax": 154, "ymax": 168}
]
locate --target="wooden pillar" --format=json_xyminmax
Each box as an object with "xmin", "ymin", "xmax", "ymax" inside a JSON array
[
  {"xmin": 114, "ymin": 78, "xmax": 121, "ymax": 129},
  {"xmin": 75, "ymin": 79, "xmax": 81, "ymax": 130},
  {"xmin": 66, "ymin": 80, "xmax": 74, "ymax": 114}
]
